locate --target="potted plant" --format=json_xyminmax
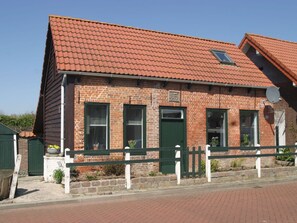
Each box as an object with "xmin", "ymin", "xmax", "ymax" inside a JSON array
[
  {"xmin": 211, "ymin": 137, "xmax": 219, "ymax": 147},
  {"xmin": 47, "ymin": 144, "xmax": 60, "ymax": 154},
  {"xmin": 128, "ymin": 140, "xmax": 136, "ymax": 149},
  {"xmin": 241, "ymin": 134, "xmax": 250, "ymax": 147},
  {"xmin": 53, "ymin": 168, "xmax": 64, "ymax": 184}
]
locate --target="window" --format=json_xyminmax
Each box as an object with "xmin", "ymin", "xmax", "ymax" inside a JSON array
[
  {"xmin": 211, "ymin": 50, "xmax": 235, "ymax": 65},
  {"xmin": 85, "ymin": 103, "xmax": 109, "ymax": 150},
  {"xmin": 161, "ymin": 109, "xmax": 184, "ymax": 120},
  {"xmin": 207, "ymin": 109, "xmax": 228, "ymax": 147},
  {"xmin": 240, "ymin": 111, "xmax": 259, "ymax": 147},
  {"xmin": 124, "ymin": 105, "xmax": 146, "ymax": 149}
]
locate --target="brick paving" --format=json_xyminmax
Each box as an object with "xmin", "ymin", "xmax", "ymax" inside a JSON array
[{"xmin": 1, "ymin": 181, "xmax": 297, "ymax": 223}]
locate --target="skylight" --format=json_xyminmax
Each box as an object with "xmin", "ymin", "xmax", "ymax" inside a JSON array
[{"xmin": 211, "ymin": 50, "xmax": 235, "ymax": 65}]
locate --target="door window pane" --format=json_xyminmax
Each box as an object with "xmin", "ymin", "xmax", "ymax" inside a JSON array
[
  {"xmin": 85, "ymin": 104, "xmax": 108, "ymax": 150},
  {"xmin": 207, "ymin": 109, "xmax": 227, "ymax": 147},
  {"xmin": 124, "ymin": 106, "xmax": 145, "ymax": 148},
  {"xmin": 161, "ymin": 109, "xmax": 184, "ymax": 119},
  {"xmin": 240, "ymin": 111, "xmax": 258, "ymax": 146}
]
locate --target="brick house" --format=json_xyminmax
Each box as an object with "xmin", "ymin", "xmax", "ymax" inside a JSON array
[
  {"xmin": 34, "ymin": 15, "xmax": 276, "ymax": 174},
  {"xmin": 240, "ymin": 34, "xmax": 297, "ymax": 145}
]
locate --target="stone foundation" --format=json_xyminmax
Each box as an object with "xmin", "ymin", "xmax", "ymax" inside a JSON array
[
  {"xmin": 69, "ymin": 166, "xmax": 297, "ymax": 196},
  {"xmin": 70, "ymin": 175, "xmax": 177, "ymax": 196}
]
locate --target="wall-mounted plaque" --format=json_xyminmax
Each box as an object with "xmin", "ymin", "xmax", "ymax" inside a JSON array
[{"xmin": 168, "ymin": 90, "xmax": 180, "ymax": 103}]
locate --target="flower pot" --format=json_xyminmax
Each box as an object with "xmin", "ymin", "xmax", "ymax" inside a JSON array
[
  {"xmin": 55, "ymin": 178, "xmax": 62, "ymax": 184},
  {"xmin": 47, "ymin": 148, "xmax": 60, "ymax": 154}
]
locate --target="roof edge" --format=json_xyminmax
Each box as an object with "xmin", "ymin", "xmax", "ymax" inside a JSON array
[
  {"xmin": 0, "ymin": 122, "xmax": 18, "ymax": 134},
  {"xmin": 246, "ymin": 33, "xmax": 297, "ymax": 45},
  {"xmin": 49, "ymin": 15, "xmax": 236, "ymax": 46},
  {"xmin": 58, "ymin": 70, "xmax": 270, "ymax": 89},
  {"xmin": 241, "ymin": 34, "xmax": 297, "ymax": 84}
]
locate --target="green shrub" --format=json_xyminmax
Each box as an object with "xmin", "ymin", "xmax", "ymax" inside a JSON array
[
  {"xmin": 230, "ymin": 159, "xmax": 245, "ymax": 168},
  {"xmin": 200, "ymin": 160, "xmax": 219, "ymax": 173},
  {"xmin": 277, "ymin": 148, "xmax": 294, "ymax": 162},
  {"xmin": 70, "ymin": 167, "xmax": 79, "ymax": 178},
  {"xmin": 103, "ymin": 158, "xmax": 125, "ymax": 176},
  {"xmin": 148, "ymin": 171, "xmax": 158, "ymax": 176},
  {"xmin": 53, "ymin": 169, "xmax": 64, "ymax": 184},
  {"xmin": 86, "ymin": 175, "xmax": 97, "ymax": 181}
]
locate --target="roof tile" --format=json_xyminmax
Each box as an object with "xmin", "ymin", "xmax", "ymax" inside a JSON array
[{"xmin": 49, "ymin": 15, "xmax": 273, "ymax": 87}]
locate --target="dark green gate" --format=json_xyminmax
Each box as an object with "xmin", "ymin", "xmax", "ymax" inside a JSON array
[
  {"xmin": 0, "ymin": 135, "xmax": 15, "ymax": 169},
  {"xmin": 0, "ymin": 123, "xmax": 17, "ymax": 169},
  {"xmin": 160, "ymin": 107, "xmax": 186, "ymax": 174},
  {"xmin": 28, "ymin": 138, "xmax": 44, "ymax": 176}
]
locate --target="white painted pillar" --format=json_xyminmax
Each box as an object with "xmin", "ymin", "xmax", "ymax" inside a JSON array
[
  {"xmin": 125, "ymin": 146, "xmax": 131, "ymax": 189},
  {"xmin": 256, "ymin": 144, "xmax": 261, "ymax": 178},
  {"xmin": 175, "ymin": 145, "xmax": 181, "ymax": 185},
  {"xmin": 13, "ymin": 134, "xmax": 17, "ymax": 165},
  {"xmin": 64, "ymin": 148, "xmax": 70, "ymax": 194},
  {"xmin": 295, "ymin": 142, "xmax": 297, "ymax": 167},
  {"xmin": 205, "ymin": 145, "xmax": 211, "ymax": 182}
]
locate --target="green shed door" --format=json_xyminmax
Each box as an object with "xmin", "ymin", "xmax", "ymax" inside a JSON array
[
  {"xmin": 28, "ymin": 138, "xmax": 44, "ymax": 176},
  {"xmin": 160, "ymin": 108, "xmax": 186, "ymax": 174},
  {"xmin": 0, "ymin": 135, "xmax": 14, "ymax": 169}
]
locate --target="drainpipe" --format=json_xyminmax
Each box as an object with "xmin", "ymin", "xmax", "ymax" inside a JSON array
[
  {"xmin": 13, "ymin": 134, "xmax": 17, "ymax": 165},
  {"xmin": 61, "ymin": 74, "xmax": 67, "ymax": 155}
]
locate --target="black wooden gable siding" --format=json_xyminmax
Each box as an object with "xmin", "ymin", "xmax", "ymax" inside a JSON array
[{"xmin": 43, "ymin": 35, "xmax": 62, "ymax": 148}]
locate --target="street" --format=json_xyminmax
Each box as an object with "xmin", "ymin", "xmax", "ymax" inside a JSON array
[{"xmin": 1, "ymin": 181, "xmax": 297, "ymax": 223}]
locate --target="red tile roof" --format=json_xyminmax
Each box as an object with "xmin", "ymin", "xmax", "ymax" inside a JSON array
[
  {"xmin": 239, "ymin": 34, "xmax": 297, "ymax": 84},
  {"xmin": 19, "ymin": 131, "xmax": 35, "ymax": 138},
  {"xmin": 49, "ymin": 15, "xmax": 272, "ymax": 88}
]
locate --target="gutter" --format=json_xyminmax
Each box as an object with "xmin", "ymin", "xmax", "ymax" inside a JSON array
[
  {"xmin": 61, "ymin": 74, "xmax": 67, "ymax": 155},
  {"xmin": 58, "ymin": 70, "xmax": 269, "ymax": 89}
]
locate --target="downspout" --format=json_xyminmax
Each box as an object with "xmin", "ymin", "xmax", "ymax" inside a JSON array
[
  {"xmin": 13, "ymin": 134, "xmax": 17, "ymax": 165},
  {"xmin": 61, "ymin": 74, "xmax": 67, "ymax": 155}
]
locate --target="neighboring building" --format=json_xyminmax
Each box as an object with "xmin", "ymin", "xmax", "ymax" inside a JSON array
[
  {"xmin": 34, "ymin": 16, "xmax": 276, "ymax": 173},
  {"xmin": 240, "ymin": 34, "xmax": 297, "ymax": 145}
]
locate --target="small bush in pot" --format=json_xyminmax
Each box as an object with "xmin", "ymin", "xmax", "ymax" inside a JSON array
[{"xmin": 53, "ymin": 169, "xmax": 64, "ymax": 184}]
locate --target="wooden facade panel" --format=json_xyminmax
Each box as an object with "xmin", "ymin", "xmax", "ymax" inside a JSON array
[{"xmin": 43, "ymin": 35, "xmax": 62, "ymax": 148}]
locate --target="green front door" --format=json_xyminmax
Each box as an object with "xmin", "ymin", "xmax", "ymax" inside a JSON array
[
  {"xmin": 160, "ymin": 108, "xmax": 186, "ymax": 174},
  {"xmin": 28, "ymin": 138, "xmax": 44, "ymax": 176}
]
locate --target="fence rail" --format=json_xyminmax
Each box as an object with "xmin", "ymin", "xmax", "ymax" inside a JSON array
[
  {"xmin": 206, "ymin": 144, "xmax": 297, "ymax": 182},
  {"xmin": 64, "ymin": 146, "xmax": 183, "ymax": 193}
]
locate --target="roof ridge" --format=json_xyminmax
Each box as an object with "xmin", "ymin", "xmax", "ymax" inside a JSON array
[
  {"xmin": 246, "ymin": 33, "xmax": 297, "ymax": 45},
  {"xmin": 49, "ymin": 15, "xmax": 236, "ymax": 46}
]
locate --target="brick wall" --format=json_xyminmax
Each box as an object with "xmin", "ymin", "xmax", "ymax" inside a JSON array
[
  {"xmin": 18, "ymin": 138, "xmax": 28, "ymax": 176},
  {"xmin": 72, "ymin": 76, "xmax": 276, "ymax": 172}
]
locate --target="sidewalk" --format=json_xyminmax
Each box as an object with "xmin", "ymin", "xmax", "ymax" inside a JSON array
[{"xmin": 0, "ymin": 176, "xmax": 71, "ymax": 207}]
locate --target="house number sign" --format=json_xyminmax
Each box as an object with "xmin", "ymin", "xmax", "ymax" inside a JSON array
[{"xmin": 168, "ymin": 90, "xmax": 181, "ymax": 102}]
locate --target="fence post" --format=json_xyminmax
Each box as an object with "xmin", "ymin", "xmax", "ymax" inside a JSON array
[
  {"xmin": 205, "ymin": 145, "xmax": 211, "ymax": 182},
  {"xmin": 175, "ymin": 145, "xmax": 181, "ymax": 185},
  {"xmin": 125, "ymin": 146, "xmax": 131, "ymax": 189},
  {"xmin": 295, "ymin": 142, "xmax": 297, "ymax": 167},
  {"xmin": 64, "ymin": 148, "xmax": 70, "ymax": 194},
  {"xmin": 192, "ymin": 147, "xmax": 196, "ymax": 178},
  {"xmin": 185, "ymin": 147, "xmax": 189, "ymax": 178},
  {"xmin": 198, "ymin": 146, "xmax": 202, "ymax": 177},
  {"xmin": 256, "ymin": 144, "xmax": 261, "ymax": 178}
]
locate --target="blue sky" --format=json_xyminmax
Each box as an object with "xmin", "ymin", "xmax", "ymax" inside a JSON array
[{"xmin": 0, "ymin": 0, "xmax": 296, "ymax": 114}]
